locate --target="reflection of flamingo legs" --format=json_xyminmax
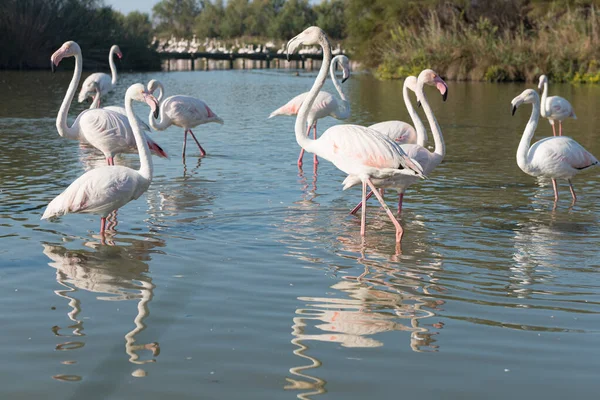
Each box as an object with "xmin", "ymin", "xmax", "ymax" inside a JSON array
[{"xmin": 125, "ymin": 280, "xmax": 160, "ymax": 364}]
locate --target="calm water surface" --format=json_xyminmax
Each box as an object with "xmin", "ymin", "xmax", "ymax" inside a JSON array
[{"xmin": 1, "ymin": 68, "xmax": 600, "ymax": 399}]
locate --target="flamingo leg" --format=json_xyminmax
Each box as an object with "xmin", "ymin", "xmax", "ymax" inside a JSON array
[
  {"xmin": 568, "ymin": 179, "xmax": 577, "ymax": 202},
  {"xmin": 188, "ymin": 129, "xmax": 206, "ymax": 156},
  {"xmin": 313, "ymin": 123, "xmax": 319, "ymax": 165},
  {"xmin": 559, "ymin": 121, "xmax": 563, "ymax": 136},
  {"xmin": 366, "ymin": 178, "xmax": 404, "ymax": 243},
  {"xmin": 297, "ymin": 125, "xmax": 311, "ymax": 167},
  {"xmin": 106, "ymin": 157, "xmax": 114, "ymax": 166},
  {"xmin": 397, "ymin": 192, "xmax": 405, "ymax": 214},
  {"xmin": 551, "ymin": 178, "xmax": 559, "ymax": 202},
  {"xmin": 182, "ymin": 130, "xmax": 188, "ymax": 158},
  {"xmin": 350, "ymin": 190, "xmax": 374, "ymax": 215},
  {"xmin": 360, "ymin": 181, "xmax": 367, "ymax": 237},
  {"xmin": 100, "ymin": 217, "xmax": 106, "ymax": 234},
  {"xmin": 551, "ymin": 123, "xmax": 557, "ymax": 137}
]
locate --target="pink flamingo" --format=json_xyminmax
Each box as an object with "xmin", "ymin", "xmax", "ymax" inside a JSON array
[
  {"xmin": 269, "ymin": 55, "xmax": 351, "ymax": 167},
  {"xmin": 349, "ymin": 70, "xmax": 447, "ymax": 215},
  {"xmin": 369, "ymin": 76, "xmax": 427, "ymax": 146},
  {"xmin": 42, "ymin": 83, "xmax": 160, "ymax": 234},
  {"xmin": 511, "ymin": 88, "xmax": 597, "ymax": 203},
  {"xmin": 51, "ymin": 41, "xmax": 167, "ymax": 166},
  {"xmin": 538, "ymin": 74, "xmax": 576, "ymax": 136},
  {"xmin": 286, "ymin": 27, "xmax": 424, "ymax": 243},
  {"xmin": 78, "ymin": 44, "xmax": 122, "ymax": 103},
  {"xmin": 147, "ymin": 79, "xmax": 224, "ymax": 158},
  {"xmin": 89, "ymin": 81, "xmax": 152, "ymax": 132}
]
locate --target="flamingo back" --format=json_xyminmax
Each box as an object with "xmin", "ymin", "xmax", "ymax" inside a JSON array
[
  {"xmin": 545, "ymin": 96, "xmax": 576, "ymax": 121},
  {"xmin": 528, "ymin": 136, "xmax": 598, "ymax": 178},
  {"xmin": 269, "ymin": 91, "xmax": 338, "ymax": 125},
  {"xmin": 79, "ymin": 73, "xmax": 113, "ymax": 102},
  {"xmin": 163, "ymin": 95, "xmax": 224, "ymax": 129},
  {"xmin": 369, "ymin": 121, "xmax": 418, "ymax": 145}
]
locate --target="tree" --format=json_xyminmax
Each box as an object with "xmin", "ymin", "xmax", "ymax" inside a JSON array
[
  {"xmin": 314, "ymin": 0, "xmax": 345, "ymax": 40},
  {"xmin": 195, "ymin": 0, "xmax": 224, "ymax": 38},
  {"xmin": 270, "ymin": 0, "xmax": 316, "ymax": 40},
  {"xmin": 220, "ymin": 0, "xmax": 249, "ymax": 38},
  {"xmin": 153, "ymin": 0, "xmax": 201, "ymax": 38}
]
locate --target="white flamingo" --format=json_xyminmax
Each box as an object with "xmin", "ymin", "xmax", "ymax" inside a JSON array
[
  {"xmin": 269, "ymin": 55, "xmax": 351, "ymax": 166},
  {"xmin": 42, "ymin": 83, "xmax": 160, "ymax": 234},
  {"xmin": 538, "ymin": 74, "xmax": 576, "ymax": 137},
  {"xmin": 78, "ymin": 44, "xmax": 122, "ymax": 103},
  {"xmin": 89, "ymin": 81, "xmax": 152, "ymax": 132},
  {"xmin": 348, "ymin": 69, "xmax": 448, "ymax": 215},
  {"xmin": 147, "ymin": 79, "xmax": 224, "ymax": 158},
  {"xmin": 369, "ymin": 76, "xmax": 428, "ymax": 146},
  {"xmin": 511, "ymin": 88, "xmax": 597, "ymax": 203},
  {"xmin": 51, "ymin": 41, "xmax": 167, "ymax": 165},
  {"xmin": 286, "ymin": 27, "xmax": 424, "ymax": 243}
]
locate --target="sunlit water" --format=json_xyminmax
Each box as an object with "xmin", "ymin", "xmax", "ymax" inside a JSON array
[{"xmin": 1, "ymin": 68, "xmax": 600, "ymax": 399}]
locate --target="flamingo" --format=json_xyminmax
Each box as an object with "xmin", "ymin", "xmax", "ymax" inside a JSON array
[
  {"xmin": 286, "ymin": 27, "xmax": 425, "ymax": 243},
  {"xmin": 89, "ymin": 81, "xmax": 152, "ymax": 132},
  {"xmin": 368, "ymin": 76, "xmax": 427, "ymax": 146},
  {"xmin": 146, "ymin": 79, "xmax": 224, "ymax": 158},
  {"xmin": 348, "ymin": 69, "xmax": 448, "ymax": 215},
  {"xmin": 511, "ymin": 88, "xmax": 597, "ymax": 203},
  {"xmin": 50, "ymin": 41, "xmax": 167, "ymax": 165},
  {"xmin": 78, "ymin": 44, "xmax": 122, "ymax": 103},
  {"xmin": 269, "ymin": 54, "xmax": 351, "ymax": 167},
  {"xmin": 42, "ymin": 83, "xmax": 160, "ymax": 234},
  {"xmin": 538, "ymin": 74, "xmax": 576, "ymax": 137}
]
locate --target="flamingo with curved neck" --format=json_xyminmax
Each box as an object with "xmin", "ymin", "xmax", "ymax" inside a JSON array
[
  {"xmin": 286, "ymin": 26, "xmax": 425, "ymax": 243},
  {"xmin": 511, "ymin": 88, "xmax": 597, "ymax": 203},
  {"xmin": 369, "ymin": 76, "xmax": 427, "ymax": 146},
  {"xmin": 89, "ymin": 81, "xmax": 152, "ymax": 132},
  {"xmin": 269, "ymin": 54, "xmax": 351, "ymax": 167},
  {"xmin": 51, "ymin": 41, "xmax": 166, "ymax": 165},
  {"xmin": 349, "ymin": 69, "xmax": 447, "ymax": 215},
  {"xmin": 147, "ymin": 79, "xmax": 224, "ymax": 158},
  {"xmin": 78, "ymin": 44, "xmax": 122, "ymax": 103},
  {"xmin": 537, "ymin": 74, "xmax": 576, "ymax": 137},
  {"xmin": 42, "ymin": 83, "xmax": 159, "ymax": 234}
]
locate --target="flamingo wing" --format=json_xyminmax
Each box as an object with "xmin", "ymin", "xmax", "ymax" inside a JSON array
[
  {"xmin": 79, "ymin": 73, "xmax": 112, "ymax": 102},
  {"xmin": 269, "ymin": 92, "xmax": 307, "ymax": 117},
  {"xmin": 269, "ymin": 91, "xmax": 335, "ymax": 120},
  {"xmin": 79, "ymin": 109, "xmax": 133, "ymax": 154},
  {"xmin": 530, "ymin": 137, "xmax": 598, "ymax": 176},
  {"xmin": 546, "ymin": 96, "xmax": 575, "ymax": 120},
  {"xmin": 369, "ymin": 121, "xmax": 417, "ymax": 144},
  {"xmin": 164, "ymin": 95, "xmax": 223, "ymax": 127},
  {"xmin": 104, "ymin": 106, "xmax": 151, "ymax": 131}
]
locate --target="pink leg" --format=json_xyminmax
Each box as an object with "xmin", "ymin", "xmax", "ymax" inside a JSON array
[
  {"xmin": 551, "ymin": 178, "xmax": 559, "ymax": 202},
  {"xmin": 106, "ymin": 157, "xmax": 114, "ymax": 166},
  {"xmin": 552, "ymin": 123, "xmax": 557, "ymax": 137},
  {"xmin": 360, "ymin": 181, "xmax": 367, "ymax": 237},
  {"xmin": 350, "ymin": 190, "xmax": 374, "ymax": 215},
  {"xmin": 298, "ymin": 125, "xmax": 311, "ymax": 167},
  {"xmin": 559, "ymin": 121, "xmax": 563, "ymax": 136},
  {"xmin": 188, "ymin": 129, "xmax": 206, "ymax": 156},
  {"xmin": 568, "ymin": 179, "xmax": 577, "ymax": 202},
  {"xmin": 182, "ymin": 130, "xmax": 188, "ymax": 158},
  {"xmin": 366, "ymin": 178, "xmax": 404, "ymax": 243},
  {"xmin": 397, "ymin": 192, "xmax": 405, "ymax": 214},
  {"xmin": 313, "ymin": 124, "xmax": 319, "ymax": 165},
  {"xmin": 100, "ymin": 217, "xmax": 106, "ymax": 234}
]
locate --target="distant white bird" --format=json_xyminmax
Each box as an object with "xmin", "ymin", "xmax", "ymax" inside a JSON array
[
  {"xmin": 147, "ymin": 79, "xmax": 224, "ymax": 158},
  {"xmin": 511, "ymin": 88, "xmax": 597, "ymax": 203},
  {"xmin": 538, "ymin": 74, "xmax": 576, "ymax": 136},
  {"xmin": 42, "ymin": 83, "xmax": 160, "ymax": 234},
  {"xmin": 78, "ymin": 44, "xmax": 122, "ymax": 103},
  {"xmin": 269, "ymin": 55, "xmax": 351, "ymax": 166}
]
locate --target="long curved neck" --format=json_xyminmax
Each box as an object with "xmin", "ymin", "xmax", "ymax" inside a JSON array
[
  {"xmin": 90, "ymin": 89, "xmax": 100, "ymax": 109},
  {"xmin": 295, "ymin": 36, "xmax": 332, "ymax": 154},
  {"xmin": 404, "ymin": 81, "xmax": 426, "ymax": 147},
  {"xmin": 109, "ymin": 47, "xmax": 118, "ymax": 85},
  {"xmin": 148, "ymin": 83, "xmax": 170, "ymax": 130},
  {"xmin": 517, "ymin": 97, "xmax": 540, "ymax": 171},
  {"xmin": 56, "ymin": 52, "xmax": 83, "ymax": 140},
  {"xmin": 540, "ymin": 80, "xmax": 548, "ymax": 117},
  {"xmin": 125, "ymin": 95, "xmax": 153, "ymax": 181},
  {"xmin": 330, "ymin": 57, "xmax": 349, "ymax": 119},
  {"xmin": 417, "ymin": 81, "xmax": 445, "ymax": 160}
]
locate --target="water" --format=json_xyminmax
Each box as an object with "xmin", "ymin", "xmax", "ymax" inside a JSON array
[{"xmin": 1, "ymin": 68, "xmax": 600, "ymax": 399}]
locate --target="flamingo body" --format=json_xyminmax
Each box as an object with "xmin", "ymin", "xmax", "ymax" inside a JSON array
[
  {"xmin": 369, "ymin": 121, "xmax": 417, "ymax": 145},
  {"xmin": 78, "ymin": 45, "xmax": 122, "ymax": 103},
  {"xmin": 270, "ymin": 90, "xmax": 344, "ymax": 127},
  {"xmin": 538, "ymin": 74, "xmax": 576, "ymax": 136},
  {"xmin": 160, "ymin": 95, "xmax": 224, "ymax": 129}
]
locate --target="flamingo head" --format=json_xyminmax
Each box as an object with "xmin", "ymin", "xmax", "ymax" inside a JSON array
[
  {"xmin": 419, "ymin": 69, "xmax": 448, "ymax": 102},
  {"xmin": 51, "ymin": 41, "xmax": 80, "ymax": 72},
  {"xmin": 112, "ymin": 45, "xmax": 123, "ymax": 59},
  {"xmin": 335, "ymin": 55, "xmax": 351, "ymax": 83},
  {"xmin": 537, "ymin": 74, "xmax": 548, "ymax": 91},
  {"xmin": 147, "ymin": 79, "xmax": 165, "ymax": 102},
  {"xmin": 286, "ymin": 26, "xmax": 328, "ymax": 61},
  {"xmin": 511, "ymin": 88, "xmax": 539, "ymax": 115},
  {"xmin": 127, "ymin": 83, "xmax": 160, "ymax": 119}
]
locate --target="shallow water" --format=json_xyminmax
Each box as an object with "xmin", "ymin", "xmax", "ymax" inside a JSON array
[{"xmin": 1, "ymin": 68, "xmax": 600, "ymax": 400}]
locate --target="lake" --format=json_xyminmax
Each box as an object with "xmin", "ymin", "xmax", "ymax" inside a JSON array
[{"xmin": 1, "ymin": 67, "xmax": 600, "ymax": 400}]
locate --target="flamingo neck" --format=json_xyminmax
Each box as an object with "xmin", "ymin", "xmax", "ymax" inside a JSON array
[
  {"xmin": 148, "ymin": 82, "xmax": 170, "ymax": 130},
  {"xmin": 517, "ymin": 95, "xmax": 540, "ymax": 172},
  {"xmin": 56, "ymin": 52, "xmax": 83, "ymax": 140},
  {"xmin": 90, "ymin": 89, "xmax": 101, "ymax": 109},
  {"xmin": 540, "ymin": 80, "xmax": 549, "ymax": 117},
  {"xmin": 404, "ymin": 80, "xmax": 426, "ymax": 147},
  {"xmin": 295, "ymin": 35, "xmax": 332, "ymax": 154},
  {"xmin": 109, "ymin": 46, "xmax": 118, "ymax": 85},
  {"xmin": 125, "ymin": 94, "xmax": 153, "ymax": 181},
  {"xmin": 330, "ymin": 56, "xmax": 349, "ymax": 119},
  {"xmin": 417, "ymin": 80, "xmax": 445, "ymax": 161}
]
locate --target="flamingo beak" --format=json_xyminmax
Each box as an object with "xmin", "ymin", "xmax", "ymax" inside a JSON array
[
  {"xmin": 342, "ymin": 76, "xmax": 348, "ymax": 84},
  {"xmin": 434, "ymin": 76, "xmax": 448, "ymax": 102},
  {"xmin": 511, "ymin": 105, "xmax": 517, "ymax": 116},
  {"xmin": 144, "ymin": 92, "xmax": 159, "ymax": 118},
  {"xmin": 50, "ymin": 47, "xmax": 67, "ymax": 72}
]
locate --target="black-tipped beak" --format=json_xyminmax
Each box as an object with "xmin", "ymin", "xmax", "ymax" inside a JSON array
[
  {"xmin": 417, "ymin": 101, "xmax": 421, "ymax": 108},
  {"xmin": 511, "ymin": 105, "xmax": 517, "ymax": 116},
  {"xmin": 442, "ymin": 89, "xmax": 448, "ymax": 102},
  {"xmin": 51, "ymin": 61, "xmax": 55, "ymax": 73},
  {"xmin": 342, "ymin": 76, "xmax": 348, "ymax": 84},
  {"xmin": 154, "ymin": 107, "xmax": 159, "ymax": 119}
]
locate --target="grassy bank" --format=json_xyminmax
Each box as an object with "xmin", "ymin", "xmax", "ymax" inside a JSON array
[{"xmin": 373, "ymin": 7, "xmax": 600, "ymax": 83}]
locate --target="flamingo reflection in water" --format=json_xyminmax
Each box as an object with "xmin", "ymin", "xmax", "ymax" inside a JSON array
[{"xmin": 43, "ymin": 237, "xmax": 164, "ymax": 377}]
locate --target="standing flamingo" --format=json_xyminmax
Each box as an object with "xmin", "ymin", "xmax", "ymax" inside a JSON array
[
  {"xmin": 538, "ymin": 74, "xmax": 576, "ymax": 137},
  {"xmin": 146, "ymin": 79, "xmax": 224, "ymax": 158},
  {"xmin": 42, "ymin": 83, "xmax": 160, "ymax": 234},
  {"xmin": 89, "ymin": 81, "xmax": 152, "ymax": 132},
  {"xmin": 269, "ymin": 55, "xmax": 351, "ymax": 167},
  {"xmin": 348, "ymin": 69, "xmax": 448, "ymax": 215},
  {"xmin": 78, "ymin": 44, "xmax": 122, "ymax": 103},
  {"xmin": 511, "ymin": 88, "xmax": 597, "ymax": 203},
  {"xmin": 51, "ymin": 41, "xmax": 167, "ymax": 165},
  {"xmin": 369, "ymin": 76, "xmax": 427, "ymax": 146},
  {"xmin": 286, "ymin": 27, "xmax": 424, "ymax": 243}
]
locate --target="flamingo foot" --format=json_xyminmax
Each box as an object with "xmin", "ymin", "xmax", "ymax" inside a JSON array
[
  {"xmin": 297, "ymin": 148, "xmax": 305, "ymax": 167},
  {"xmin": 568, "ymin": 179, "xmax": 577, "ymax": 203},
  {"xmin": 314, "ymin": 154, "xmax": 319, "ymax": 165}
]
